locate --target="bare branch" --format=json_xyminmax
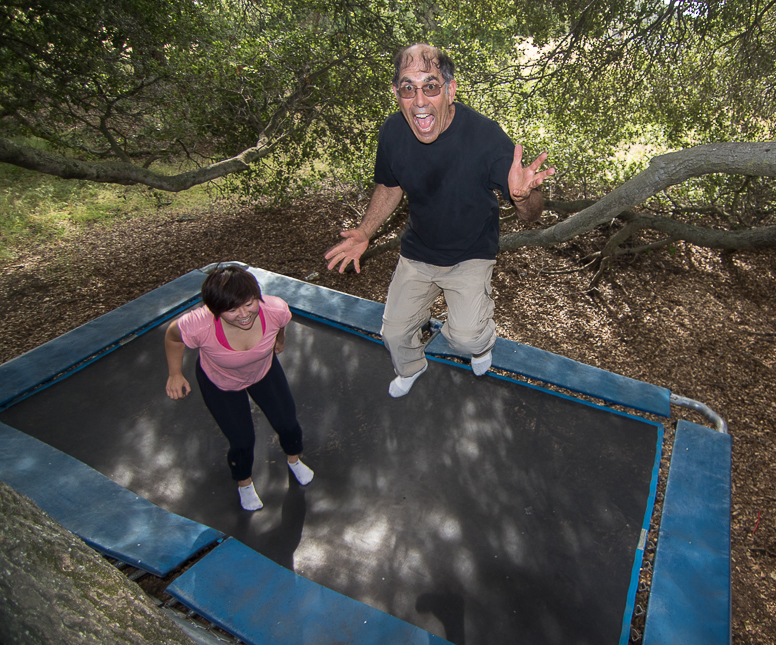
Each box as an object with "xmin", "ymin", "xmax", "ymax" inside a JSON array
[
  {"xmin": 361, "ymin": 234, "xmax": 402, "ymax": 261},
  {"xmin": 0, "ymin": 136, "xmax": 275, "ymax": 191},
  {"xmin": 500, "ymin": 142, "xmax": 776, "ymax": 251}
]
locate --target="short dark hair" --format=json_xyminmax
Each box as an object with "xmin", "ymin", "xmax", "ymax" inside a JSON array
[
  {"xmin": 392, "ymin": 44, "xmax": 455, "ymax": 86},
  {"xmin": 201, "ymin": 265, "xmax": 263, "ymax": 318}
]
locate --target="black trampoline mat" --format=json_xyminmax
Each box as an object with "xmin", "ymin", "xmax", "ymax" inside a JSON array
[{"xmin": 1, "ymin": 316, "xmax": 661, "ymax": 645}]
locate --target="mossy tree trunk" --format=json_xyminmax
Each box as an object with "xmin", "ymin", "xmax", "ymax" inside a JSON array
[{"xmin": 0, "ymin": 481, "xmax": 194, "ymax": 645}]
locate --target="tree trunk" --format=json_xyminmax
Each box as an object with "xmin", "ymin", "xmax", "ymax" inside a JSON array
[
  {"xmin": 0, "ymin": 481, "xmax": 194, "ymax": 645},
  {"xmin": 500, "ymin": 141, "xmax": 776, "ymax": 251},
  {"xmin": 0, "ymin": 137, "xmax": 273, "ymax": 192}
]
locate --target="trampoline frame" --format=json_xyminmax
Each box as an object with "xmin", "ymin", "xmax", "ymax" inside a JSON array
[{"xmin": 0, "ymin": 264, "xmax": 732, "ymax": 645}]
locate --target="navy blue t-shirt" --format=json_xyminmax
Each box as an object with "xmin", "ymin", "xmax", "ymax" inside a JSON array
[{"xmin": 373, "ymin": 102, "xmax": 515, "ymax": 266}]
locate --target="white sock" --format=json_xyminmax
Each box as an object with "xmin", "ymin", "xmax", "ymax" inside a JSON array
[
  {"xmin": 471, "ymin": 351, "xmax": 492, "ymax": 376},
  {"xmin": 288, "ymin": 459, "xmax": 314, "ymax": 485},
  {"xmin": 238, "ymin": 483, "xmax": 263, "ymax": 511},
  {"xmin": 389, "ymin": 363, "xmax": 428, "ymax": 398}
]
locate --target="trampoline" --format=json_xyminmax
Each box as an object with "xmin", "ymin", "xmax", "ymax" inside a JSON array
[{"xmin": 0, "ymin": 265, "xmax": 731, "ymax": 645}]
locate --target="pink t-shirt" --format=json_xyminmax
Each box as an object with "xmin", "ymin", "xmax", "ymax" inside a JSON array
[{"xmin": 178, "ymin": 295, "xmax": 292, "ymax": 391}]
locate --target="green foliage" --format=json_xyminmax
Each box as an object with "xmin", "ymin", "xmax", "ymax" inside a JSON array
[
  {"xmin": 0, "ymin": 0, "xmax": 774, "ymax": 215},
  {"xmin": 0, "ymin": 160, "xmax": 213, "ymax": 261},
  {"xmin": 3, "ymin": 0, "xmax": 442, "ymax": 198},
  {"xmin": 0, "ymin": 0, "xmax": 213, "ymax": 155},
  {"xmin": 420, "ymin": 0, "xmax": 776, "ymax": 217}
]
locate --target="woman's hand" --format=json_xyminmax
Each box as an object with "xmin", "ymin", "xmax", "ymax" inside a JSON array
[
  {"xmin": 164, "ymin": 319, "xmax": 191, "ymax": 399},
  {"xmin": 166, "ymin": 374, "xmax": 191, "ymax": 399}
]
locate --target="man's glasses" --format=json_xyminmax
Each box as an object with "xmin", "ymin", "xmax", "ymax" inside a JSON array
[{"xmin": 396, "ymin": 82, "xmax": 445, "ymax": 99}]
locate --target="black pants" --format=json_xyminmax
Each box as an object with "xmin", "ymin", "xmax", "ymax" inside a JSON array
[{"xmin": 195, "ymin": 355, "xmax": 303, "ymax": 481}]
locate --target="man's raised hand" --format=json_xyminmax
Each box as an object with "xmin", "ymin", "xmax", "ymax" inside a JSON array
[{"xmin": 508, "ymin": 144, "xmax": 555, "ymax": 202}]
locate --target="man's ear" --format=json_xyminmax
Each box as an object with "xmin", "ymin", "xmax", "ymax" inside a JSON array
[{"xmin": 446, "ymin": 79, "xmax": 457, "ymax": 103}]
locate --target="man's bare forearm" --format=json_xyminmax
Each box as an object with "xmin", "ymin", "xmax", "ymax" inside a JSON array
[
  {"xmin": 514, "ymin": 188, "xmax": 544, "ymax": 223},
  {"xmin": 358, "ymin": 184, "xmax": 404, "ymax": 239}
]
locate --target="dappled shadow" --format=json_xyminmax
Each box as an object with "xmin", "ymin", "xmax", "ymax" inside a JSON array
[
  {"xmin": 251, "ymin": 470, "xmax": 307, "ymax": 571},
  {"xmin": 0, "ymin": 315, "xmax": 660, "ymax": 644},
  {"xmin": 276, "ymin": 319, "xmax": 659, "ymax": 644},
  {"xmin": 416, "ymin": 590, "xmax": 466, "ymax": 644}
]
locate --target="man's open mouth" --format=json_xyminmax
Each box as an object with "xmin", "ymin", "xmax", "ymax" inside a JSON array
[{"xmin": 414, "ymin": 113, "xmax": 435, "ymax": 132}]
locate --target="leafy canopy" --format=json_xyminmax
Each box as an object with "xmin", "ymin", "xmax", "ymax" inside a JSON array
[{"xmin": 0, "ymin": 0, "xmax": 773, "ymax": 208}]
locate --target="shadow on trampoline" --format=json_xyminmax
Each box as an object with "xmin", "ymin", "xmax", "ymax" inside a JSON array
[
  {"xmin": 251, "ymin": 472, "xmax": 308, "ymax": 572},
  {"xmin": 0, "ymin": 267, "xmax": 731, "ymax": 645}
]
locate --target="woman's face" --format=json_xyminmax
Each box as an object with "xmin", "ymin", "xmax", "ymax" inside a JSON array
[{"xmin": 220, "ymin": 298, "xmax": 261, "ymax": 330}]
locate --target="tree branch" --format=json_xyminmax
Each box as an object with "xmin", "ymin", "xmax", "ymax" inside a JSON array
[
  {"xmin": 360, "ymin": 234, "xmax": 402, "ymax": 261},
  {"xmin": 500, "ymin": 141, "xmax": 776, "ymax": 250},
  {"xmin": 0, "ymin": 136, "xmax": 274, "ymax": 191},
  {"xmin": 621, "ymin": 212, "xmax": 776, "ymax": 249}
]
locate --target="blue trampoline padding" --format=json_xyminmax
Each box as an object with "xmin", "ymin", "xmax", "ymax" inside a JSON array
[
  {"xmin": 166, "ymin": 537, "xmax": 453, "ymax": 645},
  {"xmin": 249, "ymin": 267, "xmax": 385, "ymax": 335},
  {"xmin": 0, "ymin": 270, "xmax": 206, "ymax": 409},
  {"xmin": 252, "ymin": 266, "xmax": 671, "ymax": 417},
  {"xmin": 0, "ymin": 422, "xmax": 223, "ymax": 577},
  {"xmin": 426, "ymin": 334, "xmax": 672, "ymax": 417},
  {"xmin": 643, "ymin": 420, "xmax": 732, "ymax": 645}
]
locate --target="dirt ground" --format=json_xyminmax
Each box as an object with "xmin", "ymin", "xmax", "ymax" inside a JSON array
[{"xmin": 1, "ymin": 195, "xmax": 774, "ymax": 643}]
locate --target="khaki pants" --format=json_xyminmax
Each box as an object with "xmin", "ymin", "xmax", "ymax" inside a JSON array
[{"xmin": 381, "ymin": 256, "xmax": 497, "ymax": 377}]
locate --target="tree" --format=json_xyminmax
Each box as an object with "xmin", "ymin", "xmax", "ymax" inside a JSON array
[
  {"xmin": 0, "ymin": 0, "xmax": 432, "ymax": 193},
  {"xmin": 0, "ymin": 481, "xmax": 193, "ymax": 644},
  {"xmin": 430, "ymin": 0, "xmax": 776, "ymax": 266},
  {"xmin": 0, "ymin": 0, "xmax": 214, "ymax": 187},
  {"xmin": 2, "ymin": 0, "xmax": 773, "ymax": 189},
  {"xmin": 1, "ymin": 0, "xmax": 775, "ymax": 262},
  {"xmin": 499, "ymin": 141, "xmax": 776, "ymax": 286},
  {"xmin": 442, "ymin": 0, "xmax": 775, "ymax": 141}
]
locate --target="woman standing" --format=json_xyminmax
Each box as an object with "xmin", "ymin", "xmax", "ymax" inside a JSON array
[{"xmin": 165, "ymin": 266, "xmax": 313, "ymax": 511}]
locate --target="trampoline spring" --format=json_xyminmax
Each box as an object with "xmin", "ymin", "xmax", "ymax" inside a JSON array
[
  {"xmin": 186, "ymin": 609, "xmax": 196, "ymax": 619},
  {"xmin": 638, "ymin": 581, "xmax": 648, "ymax": 592},
  {"xmin": 163, "ymin": 598, "xmax": 178, "ymax": 609},
  {"xmin": 206, "ymin": 628, "xmax": 239, "ymax": 644},
  {"xmin": 630, "ymin": 627, "xmax": 643, "ymax": 642},
  {"xmin": 633, "ymin": 604, "xmax": 645, "ymax": 617},
  {"xmin": 641, "ymin": 560, "xmax": 652, "ymax": 571},
  {"xmin": 127, "ymin": 568, "xmax": 147, "ymax": 581}
]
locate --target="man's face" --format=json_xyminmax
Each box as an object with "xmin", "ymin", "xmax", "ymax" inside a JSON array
[{"xmin": 393, "ymin": 58, "xmax": 457, "ymax": 144}]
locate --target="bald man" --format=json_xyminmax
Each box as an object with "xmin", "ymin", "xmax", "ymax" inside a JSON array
[{"xmin": 326, "ymin": 44, "xmax": 555, "ymax": 397}]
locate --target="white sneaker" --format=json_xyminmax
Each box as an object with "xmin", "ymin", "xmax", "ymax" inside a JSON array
[
  {"xmin": 471, "ymin": 351, "xmax": 492, "ymax": 376},
  {"xmin": 288, "ymin": 459, "xmax": 314, "ymax": 486},
  {"xmin": 389, "ymin": 363, "xmax": 428, "ymax": 398},
  {"xmin": 238, "ymin": 482, "xmax": 263, "ymax": 511}
]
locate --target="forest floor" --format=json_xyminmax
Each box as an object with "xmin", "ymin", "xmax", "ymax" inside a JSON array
[{"xmin": 1, "ymin": 194, "xmax": 774, "ymax": 643}]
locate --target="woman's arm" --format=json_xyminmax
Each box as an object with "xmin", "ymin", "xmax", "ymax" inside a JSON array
[
  {"xmin": 274, "ymin": 326, "xmax": 286, "ymax": 354},
  {"xmin": 164, "ymin": 319, "xmax": 191, "ymax": 399}
]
